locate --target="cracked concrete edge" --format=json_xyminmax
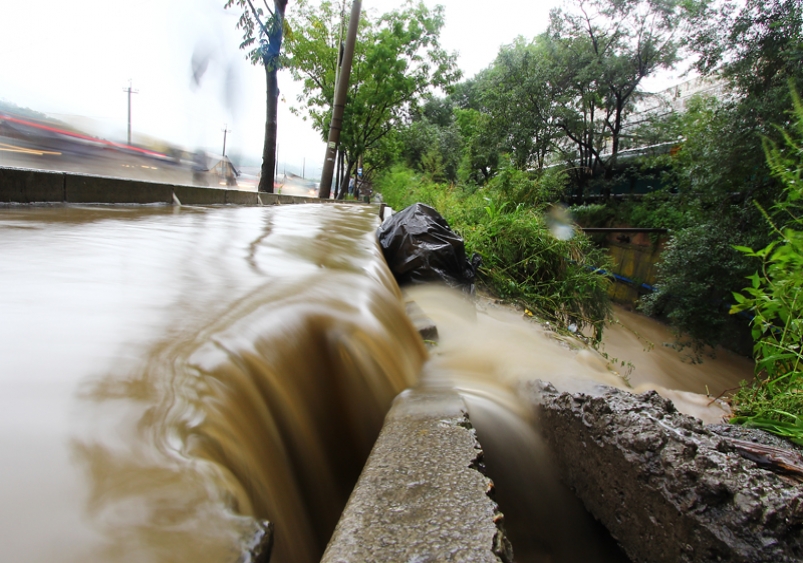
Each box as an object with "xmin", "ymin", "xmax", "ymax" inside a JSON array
[
  {"xmin": 519, "ymin": 380, "xmax": 803, "ymax": 563},
  {"xmin": 321, "ymin": 389, "xmax": 513, "ymax": 563}
]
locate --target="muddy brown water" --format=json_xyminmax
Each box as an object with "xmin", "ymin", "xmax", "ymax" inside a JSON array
[{"xmin": 0, "ymin": 204, "xmax": 752, "ymax": 563}]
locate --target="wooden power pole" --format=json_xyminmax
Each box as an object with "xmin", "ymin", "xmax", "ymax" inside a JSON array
[{"xmin": 319, "ymin": 0, "xmax": 361, "ymax": 199}]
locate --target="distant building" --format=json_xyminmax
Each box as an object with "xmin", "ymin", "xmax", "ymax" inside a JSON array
[{"xmin": 632, "ymin": 76, "xmax": 728, "ymax": 120}]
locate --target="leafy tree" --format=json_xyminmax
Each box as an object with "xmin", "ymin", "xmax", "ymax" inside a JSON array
[
  {"xmin": 681, "ymin": 0, "xmax": 803, "ymax": 205},
  {"xmin": 225, "ymin": 0, "xmax": 289, "ymax": 193},
  {"xmin": 397, "ymin": 98, "xmax": 462, "ymax": 182},
  {"xmin": 631, "ymin": 0, "xmax": 802, "ymax": 348},
  {"xmin": 480, "ymin": 36, "xmax": 560, "ymax": 172},
  {"xmin": 454, "ymin": 107, "xmax": 500, "ymax": 185},
  {"xmin": 545, "ymin": 0, "xmax": 689, "ymax": 198},
  {"xmin": 284, "ymin": 0, "xmax": 459, "ymax": 185}
]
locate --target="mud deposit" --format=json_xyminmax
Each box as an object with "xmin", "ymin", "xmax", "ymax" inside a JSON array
[{"xmin": 522, "ymin": 382, "xmax": 803, "ymax": 563}]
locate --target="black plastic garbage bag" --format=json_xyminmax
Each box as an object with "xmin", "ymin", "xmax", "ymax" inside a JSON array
[{"xmin": 377, "ymin": 203, "xmax": 480, "ymax": 291}]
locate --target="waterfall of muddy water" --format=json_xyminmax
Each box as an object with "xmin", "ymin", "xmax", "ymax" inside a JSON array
[
  {"xmin": 407, "ymin": 285, "xmax": 753, "ymax": 563},
  {"xmin": 0, "ymin": 204, "xmax": 425, "ymax": 563}
]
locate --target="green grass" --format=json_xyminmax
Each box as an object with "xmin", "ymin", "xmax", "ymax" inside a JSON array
[{"xmin": 377, "ymin": 165, "xmax": 613, "ymax": 340}]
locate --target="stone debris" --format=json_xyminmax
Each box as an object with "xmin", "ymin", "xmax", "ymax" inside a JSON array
[
  {"xmin": 520, "ymin": 381, "xmax": 803, "ymax": 563},
  {"xmin": 321, "ymin": 390, "xmax": 512, "ymax": 563}
]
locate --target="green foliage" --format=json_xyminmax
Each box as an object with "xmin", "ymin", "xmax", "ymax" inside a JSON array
[
  {"xmin": 225, "ymin": 0, "xmax": 289, "ymax": 69},
  {"xmin": 454, "ymin": 108, "xmax": 500, "ymax": 185},
  {"xmin": 376, "ymin": 166, "xmax": 613, "ymax": 340},
  {"xmin": 486, "ymin": 165, "xmax": 567, "ymax": 207},
  {"xmin": 397, "ymin": 98, "xmax": 462, "ymax": 182},
  {"xmin": 570, "ymin": 203, "xmax": 616, "ymax": 229},
  {"xmin": 640, "ymin": 224, "xmax": 758, "ymax": 351},
  {"xmin": 729, "ymin": 89, "xmax": 803, "ymax": 440},
  {"xmin": 620, "ymin": 0, "xmax": 802, "ymax": 347},
  {"xmin": 284, "ymin": 0, "xmax": 460, "ymax": 180},
  {"xmin": 479, "ymin": 36, "xmax": 560, "ymax": 171},
  {"xmin": 546, "ymin": 0, "xmax": 690, "ymax": 196}
]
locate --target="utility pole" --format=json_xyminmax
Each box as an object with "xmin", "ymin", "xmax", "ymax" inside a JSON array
[
  {"xmin": 319, "ymin": 0, "xmax": 361, "ymax": 199},
  {"xmin": 221, "ymin": 124, "xmax": 231, "ymax": 157},
  {"xmin": 122, "ymin": 80, "xmax": 138, "ymax": 145}
]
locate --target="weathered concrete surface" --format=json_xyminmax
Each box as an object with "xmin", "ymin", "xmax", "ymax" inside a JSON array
[
  {"xmin": 708, "ymin": 423, "xmax": 803, "ymax": 454},
  {"xmin": 0, "ymin": 167, "xmax": 63, "ymax": 203},
  {"xmin": 321, "ymin": 390, "xmax": 513, "ymax": 563},
  {"xmin": 174, "ymin": 184, "xmax": 227, "ymax": 205},
  {"xmin": 520, "ymin": 381, "xmax": 803, "ymax": 563},
  {"xmin": 1, "ymin": 166, "xmax": 365, "ymax": 206},
  {"xmin": 225, "ymin": 189, "xmax": 259, "ymax": 205},
  {"xmin": 66, "ymin": 173, "xmax": 173, "ymax": 204}
]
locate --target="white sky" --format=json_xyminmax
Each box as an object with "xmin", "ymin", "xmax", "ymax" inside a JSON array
[{"xmin": 0, "ymin": 0, "xmax": 689, "ymax": 174}]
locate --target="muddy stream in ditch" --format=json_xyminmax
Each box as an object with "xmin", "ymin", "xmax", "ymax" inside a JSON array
[{"xmin": 0, "ymin": 204, "xmax": 753, "ymax": 563}]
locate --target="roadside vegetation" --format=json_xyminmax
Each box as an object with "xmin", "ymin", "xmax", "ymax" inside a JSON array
[
  {"xmin": 284, "ymin": 0, "xmax": 803, "ymax": 435},
  {"xmin": 378, "ymin": 165, "xmax": 613, "ymax": 341},
  {"xmin": 729, "ymin": 91, "xmax": 803, "ymax": 443}
]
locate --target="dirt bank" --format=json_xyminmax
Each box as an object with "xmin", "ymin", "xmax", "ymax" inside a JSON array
[{"xmin": 521, "ymin": 381, "xmax": 803, "ymax": 563}]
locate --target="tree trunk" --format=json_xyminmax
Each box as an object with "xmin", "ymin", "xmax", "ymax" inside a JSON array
[
  {"xmin": 257, "ymin": 0, "xmax": 288, "ymax": 193},
  {"xmin": 259, "ymin": 66, "xmax": 279, "ymax": 193}
]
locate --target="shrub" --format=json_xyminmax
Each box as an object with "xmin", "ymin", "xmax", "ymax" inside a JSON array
[{"xmin": 729, "ymin": 89, "xmax": 803, "ymax": 442}]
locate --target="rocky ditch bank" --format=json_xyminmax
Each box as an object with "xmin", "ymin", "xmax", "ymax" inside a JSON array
[{"xmin": 520, "ymin": 382, "xmax": 803, "ymax": 563}]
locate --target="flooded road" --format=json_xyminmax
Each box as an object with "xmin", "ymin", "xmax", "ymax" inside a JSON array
[{"xmin": 0, "ymin": 204, "xmax": 424, "ymax": 563}]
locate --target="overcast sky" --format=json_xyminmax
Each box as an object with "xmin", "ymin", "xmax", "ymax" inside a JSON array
[{"xmin": 0, "ymin": 0, "xmax": 689, "ymax": 174}]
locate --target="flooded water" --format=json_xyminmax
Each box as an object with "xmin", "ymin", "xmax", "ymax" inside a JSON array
[
  {"xmin": 0, "ymin": 204, "xmax": 424, "ymax": 563},
  {"xmin": 0, "ymin": 203, "xmax": 753, "ymax": 563},
  {"xmin": 406, "ymin": 286, "xmax": 753, "ymax": 562}
]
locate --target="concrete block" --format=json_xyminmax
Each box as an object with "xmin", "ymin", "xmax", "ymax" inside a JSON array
[
  {"xmin": 521, "ymin": 382, "xmax": 803, "ymax": 563},
  {"xmin": 405, "ymin": 300, "xmax": 439, "ymax": 342},
  {"xmin": 225, "ymin": 190, "xmax": 258, "ymax": 205},
  {"xmin": 257, "ymin": 193, "xmax": 279, "ymax": 205},
  {"xmin": 173, "ymin": 185, "xmax": 227, "ymax": 205},
  {"xmin": 65, "ymin": 174, "xmax": 172, "ymax": 204},
  {"xmin": 321, "ymin": 390, "xmax": 513, "ymax": 563},
  {"xmin": 0, "ymin": 167, "xmax": 64, "ymax": 203}
]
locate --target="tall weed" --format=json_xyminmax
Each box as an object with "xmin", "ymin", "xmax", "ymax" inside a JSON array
[
  {"xmin": 730, "ymin": 89, "xmax": 803, "ymax": 441},
  {"xmin": 376, "ymin": 166, "xmax": 612, "ymax": 339}
]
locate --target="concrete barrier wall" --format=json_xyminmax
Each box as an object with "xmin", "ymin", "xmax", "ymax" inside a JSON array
[
  {"xmin": 321, "ymin": 390, "xmax": 513, "ymax": 563},
  {"xmin": 0, "ymin": 166, "xmax": 341, "ymax": 206},
  {"xmin": 0, "ymin": 167, "xmax": 64, "ymax": 203}
]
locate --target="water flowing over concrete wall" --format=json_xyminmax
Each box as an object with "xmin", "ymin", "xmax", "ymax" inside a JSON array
[{"xmin": 0, "ymin": 204, "xmax": 424, "ymax": 563}]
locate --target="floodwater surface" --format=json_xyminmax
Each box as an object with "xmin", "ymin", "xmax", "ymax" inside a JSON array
[
  {"xmin": 0, "ymin": 203, "xmax": 424, "ymax": 563},
  {"xmin": 406, "ymin": 286, "xmax": 752, "ymax": 562}
]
